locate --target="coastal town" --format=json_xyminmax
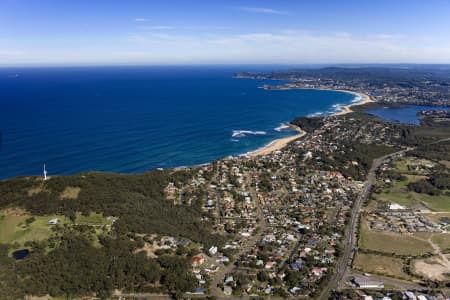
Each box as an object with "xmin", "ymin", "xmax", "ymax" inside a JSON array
[
  {"xmin": 159, "ymin": 96, "xmax": 450, "ymax": 299},
  {"xmin": 236, "ymin": 67, "xmax": 450, "ymax": 107},
  {"xmin": 0, "ymin": 67, "xmax": 449, "ymax": 300},
  {"xmin": 3, "ymin": 0, "xmax": 450, "ymax": 298}
]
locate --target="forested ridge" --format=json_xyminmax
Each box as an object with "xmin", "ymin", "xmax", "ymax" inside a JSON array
[
  {"xmin": 0, "ymin": 169, "xmax": 223, "ymax": 298},
  {"xmin": 0, "ymin": 170, "xmax": 223, "ymax": 247}
]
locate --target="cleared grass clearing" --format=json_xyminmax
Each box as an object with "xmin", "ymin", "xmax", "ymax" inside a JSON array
[
  {"xmin": 0, "ymin": 209, "xmax": 114, "ymax": 246},
  {"xmin": 353, "ymin": 252, "xmax": 413, "ymax": 280},
  {"xmin": 394, "ymin": 158, "xmax": 434, "ymax": 175},
  {"xmin": 359, "ymin": 220, "xmax": 433, "ymax": 255},
  {"xmin": 0, "ymin": 211, "xmax": 67, "ymax": 245},
  {"xmin": 75, "ymin": 212, "xmax": 115, "ymax": 226},
  {"xmin": 420, "ymin": 212, "xmax": 450, "ymax": 223},
  {"xmin": 59, "ymin": 186, "xmax": 80, "ymax": 199},
  {"xmin": 375, "ymin": 179, "xmax": 450, "ymax": 212},
  {"xmin": 431, "ymin": 233, "xmax": 450, "ymax": 251},
  {"xmin": 404, "ymin": 175, "xmax": 428, "ymax": 182}
]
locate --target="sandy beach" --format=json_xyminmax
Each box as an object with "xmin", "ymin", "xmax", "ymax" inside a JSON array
[
  {"xmin": 262, "ymin": 86, "xmax": 374, "ymax": 116},
  {"xmin": 248, "ymin": 124, "xmax": 306, "ymax": 157},
  {"xmin": 246, "ymin": 90, "xmax": 372, "ymax": 157},
  {"xmin": 332, "ymin": 91, "xmax": 373, "ymax": 116}
]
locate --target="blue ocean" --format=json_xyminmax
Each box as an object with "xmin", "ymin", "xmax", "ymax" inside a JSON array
[{"xmin": 0, "ymin": 66, "xmax": 356, "ymax": 179}]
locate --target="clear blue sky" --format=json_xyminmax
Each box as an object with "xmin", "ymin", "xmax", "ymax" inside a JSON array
[{"xmin": 1, "ymin": 0, "xmax": 450, "ymax": 66}]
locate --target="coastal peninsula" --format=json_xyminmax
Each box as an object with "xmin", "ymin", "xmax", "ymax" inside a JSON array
[{"xmin": 332, "ymin": 91, "xmax": 373, "ymax": 116}]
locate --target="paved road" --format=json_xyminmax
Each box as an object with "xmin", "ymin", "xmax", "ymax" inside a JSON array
[
  {"xmin": 319, "ymin": 149, "xmax": 409, "ymax": 300},
  {"xmin": 211, "ymin": 177, "xmax": 267, "ymax": 299}
]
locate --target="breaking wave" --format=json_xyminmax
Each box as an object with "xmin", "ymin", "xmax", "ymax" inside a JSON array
[
  {"xmin": 351, "ymin": 95, "xmax": 363, "ymax": 103},
  {"xmin": 232, "ymin": 130, "xmax": 267, "ymax": 138},
  {"xmin": 307, "ymin": 111, "xmax": 325, "ymax": 117},
  {"xmin": 274, "ymin": 123, "xmax": 290, "ymax": 132}
]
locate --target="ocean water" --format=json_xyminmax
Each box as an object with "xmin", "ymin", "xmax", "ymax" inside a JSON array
[
  {"xmin": 0, "ymin": 66, "xmax": 356, "ymax": 179},
  {"xmin": 367, "ymin": 105, "xmax": 448, "ymax": 125}
]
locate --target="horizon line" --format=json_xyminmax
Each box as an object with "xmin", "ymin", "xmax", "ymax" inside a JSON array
[{"xmin": 2, "ymin": 62, "xmax": 450, "ymax": 69}]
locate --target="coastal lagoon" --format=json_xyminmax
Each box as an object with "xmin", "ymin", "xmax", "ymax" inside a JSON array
[
  {"xmin": 367, "ymin": 105, "xmax": 448, "ymax": 125},
  {"xmin": 0, "ymin": 66, "xmax": 356, "ymax": 179}
]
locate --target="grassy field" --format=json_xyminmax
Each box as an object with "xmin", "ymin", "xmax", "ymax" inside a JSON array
[
  {"xmin": 375, "ymin": 179, "xmax": 450, "ymax": 212},
  {"xmin": 0, "ymin": 211, "xmax": 67, "ymax": 245},
  {"xmin": 0, "ymin": 209, "xmax": 115, "ymax": 246},
  {"xmin": 431, "ymin": 233, "xmax": 450, "ymax": 251},
  {"xmin": 394, "ymin": 158, "xmax": 434, "ymax": 175},
  {"xmin": 353, "ymin": 252, "xmax": 413, "ymax": 280},
  {"xmin": 359, "ymin": 220, "xmax": 433, "ymax": 255},
  {"xmin": 420, "ymin": 212, "xmax": 450, "ymax": 223},
  {"xmin": 355, "ymin": 154, "xmax": 449, "ymax": 281},
  {"xmin": 75, "ymin": 212, "xmax": 116, "ymax": 226}
]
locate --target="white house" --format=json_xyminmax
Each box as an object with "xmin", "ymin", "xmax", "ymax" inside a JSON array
[
  {"xmin": 48, "ymin": 218, "xmax": 59, "ymax": 225},
  {"xmin": 209, "ymin": 246, "xmax": 218, "ymax": 255}
]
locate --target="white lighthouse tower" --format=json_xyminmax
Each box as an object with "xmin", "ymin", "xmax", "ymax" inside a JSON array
[{"xmin": 43, "ymin": 164, "xmax": 48, "ymax": 181}]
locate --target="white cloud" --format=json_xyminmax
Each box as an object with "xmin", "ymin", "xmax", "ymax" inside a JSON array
[
  {"xmin": 368, "ymin": 33, "xmax": 404, "ymax": 40},
  {"xmin": 123, "ymin": 29, "xmax": 450, "ymax": 64},
  {"xmin": 2, "ymin": 29, "xmax": 450, "ymax": 65},
  {"xmin": 239, "ymin": 7, "xmax": 289, "ymax": 15},
  {"xmin": 135, "ymin": 18, "xmax": 148, "ymax": 22},
  {"xmin": 141, "ymin": 25, "xmax": 174, "ymax": 30}
]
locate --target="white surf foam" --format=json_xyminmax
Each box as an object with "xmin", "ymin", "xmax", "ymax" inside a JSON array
[
  {"xmin": 232, "ymin": 130, "xmax": 267, "ymax": 138},
  {"xmin": 351, "ymin": 95, "xmax": 363, "ymax": 103},
  {"xmin": 274, "ymin": 123, "xmax": 290, "ymax": 132},
  {"xmin": 307, "ymin": 111, "xmax": 324, "ymax": 117}
]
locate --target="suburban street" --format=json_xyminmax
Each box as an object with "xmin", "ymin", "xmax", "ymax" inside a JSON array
[{"xmin": 211, "ymin": 181, "xmax": 268, "ymax": 299}]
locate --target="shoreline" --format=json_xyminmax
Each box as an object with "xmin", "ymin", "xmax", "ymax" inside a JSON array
[
  {"xmin": 245, "ymin": 124, "xmax": 306, "ymax": 157},
  {"xmin": 263, "ymin": 86, "xmax": 374, "ymax": 116},
  {"xmin": 243, "ymin": 88, "xmax": 372, "ymax": 158},
  {"xmin": 1, "ymin": 88, "xmax": 372, "ymax": 179},
  {"xmin": 331, "ymin": 90, "xmax": 373, "ymax": 116}
]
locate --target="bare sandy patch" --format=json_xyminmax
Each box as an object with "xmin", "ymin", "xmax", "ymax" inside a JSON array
[
  {"xmin": 134, "ymin": 235, "xmax": 176, "ymax": 258},
  {"xmin": 440, "ymin": 160, "xmax": 450, "ymax": 168},
  {"xmin": 2, "ymin": 207, "xmax": 27, "ymax": 217},
  {"xmin": 135, "ymin": 242, "xmax": 159, "ymax": 258},
  {"xmin": 60, "ymin": 186, "xmax": 81, "ymax": 200},
  {"xmin": 413, "ymin": 255, "xmax": 450, "ymax": 281},
  {"xmin": 25, "ymin": 296, "xmax": 53, "ymax": 300},
  {"xmin": 27, "ymin": 186, "xmax": 43, "ymax": 196}
]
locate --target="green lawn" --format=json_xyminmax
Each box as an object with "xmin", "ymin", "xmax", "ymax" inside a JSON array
[
  {"xmin": 394, "ymin": 158, "xmax": 410, "ymax": 174},
  {"xmin": 394, "ymin": 158, "xmax": 434, "ymax": 175},
  {"xmin": 0, "ymin": 210, "xmax": 115, "ymax": 246},
  {"xmin": 0, "ymin": 213, "xmax": 67, "ymax": 245},
  {"xmin": 375, "ymin": 179, "xmax": 450, "ymax": 212},
  {"xmin": 75, "ymin": 212, "xmax": 116, "ymax": 226}
]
